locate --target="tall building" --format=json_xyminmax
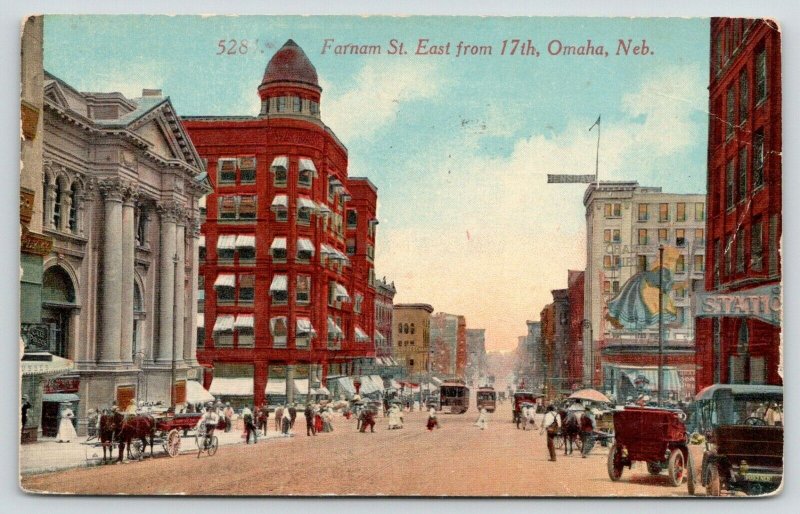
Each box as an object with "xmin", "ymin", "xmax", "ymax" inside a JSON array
[
  {"xmin": 429, "ymin": 312, "xmax": 466, "ymax": 378},
  {"xmin": 584, "ymin": 182, "xmax": 705, "ymax": 399},
  {"xmin": 182, "ymin": 40, "xmax": 379, "ymax": 407},
  {"xmin": 37, "ymin": 72, "xmax": 210, "ymax": 433},
  {"xmin": 392, "ymin": 303, "xmax": 434, "ymax": 378},
  {"xmin": 539, "ymin": 303, "xmax": 555, "ymax": 400},
  {"xmin": 566, "ymin": 270, "xmax": 587, "ymax": 390},
  {"xmin": 465, "ymin": 328, "xmax": 486, "ymax": 386},
  {"xmin": 695, "ymin": 19, "xmax": 782, "ymax": 390},
  {"xmin": 374, "ymin": 276, "xmax": 396, "ymax": 358}
]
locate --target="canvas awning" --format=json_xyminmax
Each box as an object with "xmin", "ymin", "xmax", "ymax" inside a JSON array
[
  {"xmin": 213, "ymin": 315, "xmax": 235, "ymax": 333},
  {"xmin": 41, "ymin": 393, "xmax": 80, "ymax": 403},
  {"xmin": 271, "ymin": 194, "xmax": 288, "ymax": 209},
  {"xmin": 234, "ymin": 314, "xmax": 254, "ymax": 330},
  {"xmin": 374, "ymin": 330, "xmax": 386, "ymax": 344},
  {"xmin": 297, "ymin": 238, "xmax": 315, "ymax": 255},
  {"xmin": 186, "ymin": 380, "xmax": 214, "ymax": 404},
  {"xmin": 369, "ymin": 375, "xmax": 385, "ymax": 391},
  {"xmin": 320, "ymin": 244, "xmax": 335, "ymax": 257},
  {"xmin": 317, "ymin": 204, "xmax": 332, "ymax": 215},
  {"xmin": 296, "ymin": 317, "xmax": 316, "ymax": 337},
  {"xmin": 270, "ymin": 156, "xmax": 288, "ymax": 170},
  {"xmin": 209, "ymin": 377, "xmax": 253, "ymax": 397},
  {"xmin": 335, "ymin": 376, "xmax": 356, "ymax": 395},
  {"xmin": 214, "ymin": 274, "xmax": 235, "ymax": 288},
  {"xmin": 270, "ymin": 274, "xmax": 288, "ymax": 292},
  {"xmin": 431, "ymin": 377, "xmax": 444, "ymax": 386},
  {"xmin": 196, "ymin": 313, "xmax": 204, "ymax": 328},
  {"xmin": 358, "ymin": 376, "xmax": 381, "ymax": 395},
  {"xmin": 198, "ymin": 235, "xmax": 205, "ymax": 247},
  {"xmin": 327, "ymin": 316, "xmax": 343, "ymax": 337},
  {"xmin": 389, "ymin": 379, "xmax": 402, "ymax": 390},
  {"xmin": 265, "ymin": 379, "xmax": 287, "ymax": 396},
  {"xmin": 334, "ymin": 283, "xmax": 350, "ymax": 301},
  {"xmin": 355, "ymin": 326, "xmax": 370, "ymax": 342},
  {"xmin": 298, "ymin": 158, "xmax": 317, "ymax": 174},
  {"xmin": 294, "ymin": 379, "xmax": 309, "ymax": 395},
  {"xmin": 297, "ymin": 197, "xmax": 316, "ymax": 210},
  {"xmin": 236, "ymin": 234, "xmax": 255, "ymax": 248},
  {"xmin": 217, "ymin": 234, "xmax": 237, "ymax": 250},
  {"xmin": 313, "ymin": 385, "xmax": 331, "ymax": 396}
]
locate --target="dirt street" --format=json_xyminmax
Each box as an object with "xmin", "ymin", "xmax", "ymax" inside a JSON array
[{"xmin": 22, "ymin": 402, "xmax": 697, "ymax": 496}]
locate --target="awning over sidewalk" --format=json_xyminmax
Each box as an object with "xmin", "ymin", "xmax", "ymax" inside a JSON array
[
  {"xmin": 209, "ymin": 377, "xmax": 253, "ymax": 396},
  {"xmin": 294, "ymin": 379, "xmax": 309, "ymax": 395},
  {"xmin": 313, "ymin": 386, "xmax": 331, "ymax": 396},
  {"xmin": 355, "ymin": 326, "xmax": 370, "ymax": 342},
  {"xmin": 358, "ymin": 375, "xmax": 384, "ymax": 395},
  {"xmin": 265, "ymin": 379, "xmax": 287, "ymax": 396},
  {"xmin": 186, "ymin": 380, "xmax": 215, "ymax": 404},
  {"xmin": 41, "ymin": 393, "xmax": 79, "ymax": 403},
  {"xmin": 335, "ymin": 376, "xmax": 356, "ymax": 396},
  {"xmin": 21, "ymin": 353, "xmax": 74, "ymax": 377}
]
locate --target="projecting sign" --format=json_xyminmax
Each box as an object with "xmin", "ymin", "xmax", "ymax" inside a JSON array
[{"xmin": 694, "ymin": 284, "xmax": 781, "ymax": 326}]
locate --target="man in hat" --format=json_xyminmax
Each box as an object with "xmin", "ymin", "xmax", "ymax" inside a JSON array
[
  {"xmin": 21, "ymin": 395, "xmax": 31, "ymax": 429},
  {"xmin": 224, "ymin": 403, "xmax": 234, "ymax": 432},
  {"xmin": 580, "ymin": 407, "xmax": 596, "ymax": 458},
  {"xmin": 304, "ymin": 403, "xmax": 316, "ymax": 436},
  {"xmin": 540, "ymin": 405, "xmax": 561, "ymax": 462},
  {"xmin": 241, "ymin": 405, "xmax": 257, "ymax": 444},
  {"xmin": 288, "ymin": 403, "xmax": 297, "ymax": 429}
]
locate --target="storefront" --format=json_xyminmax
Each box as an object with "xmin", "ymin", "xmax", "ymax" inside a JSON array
[{"xmin": 20, "ymin": 352, "xmax": 74, "ymax": 443}]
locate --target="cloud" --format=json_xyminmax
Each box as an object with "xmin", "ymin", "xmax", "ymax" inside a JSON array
[{"xmin": 321, "ymin": 60, "xmax": 446, "ymax": 142}]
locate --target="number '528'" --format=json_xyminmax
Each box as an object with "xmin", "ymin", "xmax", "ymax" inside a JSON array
[{"xmin": 217, "ymin": 39, "xmax": 252, "ymax": 55}]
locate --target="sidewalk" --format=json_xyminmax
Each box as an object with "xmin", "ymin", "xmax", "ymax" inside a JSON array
[{"xmin": 19, "ymin": 426, "xmax": 293, "ymax": 476}]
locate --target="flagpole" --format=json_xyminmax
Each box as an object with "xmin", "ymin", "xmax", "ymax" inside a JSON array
[{"xmin": 595, "ymin": 116, "xmax": 600, "ymax": 185}]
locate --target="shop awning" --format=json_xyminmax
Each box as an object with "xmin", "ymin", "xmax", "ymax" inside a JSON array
[
  {"xmin": 317, "ymin": 204, "xmax": 332, "ymax": 216},
  {"xmin": 431, "ymin": 376, "xmax": 444, "ymax": 386},
  {"xmin": 374, "ymin": 331, "xmax": 386, "ymax": 344},
  {"xmin": 270, "ymin": 274, "xmax": 288, "ymax": 292},
  {"xmin": 198, "ymin": 195, "xmax": 207, "ymax": 209},
  {"xmin": 217, "ymin": 234, "xmax": 236, "ymax": 250},
  {"xmin": 41, "ymin": 393, "xmax": 80, "ymax": 403},
  {"xmin": 294, "ymin": 379, "xmax": 309, "ymax": 395},
  {"xmin": 270, "ymin": 156, "xmax": 288, "ymax": 170},
  {"xmin": 296, "ymin": 317, "xmax": 316, "ymax": 336},
  {"xmin": 271, "ymin": 194, "xmax": 288, "ymax": 209},
  {"xmin": 297, "ymin": 238, "xmax": 315, "ymax": 255},
  {"xmin": 355, "ymin": 326, "xmax": 370, "ymax": 342},
  {"xmin": 214, "ymin": 274, "xmax": 235, "ymax": 288},
  {"xmin": 298, "ymin": 158, "xmax": 317, "ymax": 175},
  {"xmin": 369, "ymin": 375, "xmax": 385, "ymax": 391},
  {"xmin": 209, "ymin": 377, "xmax": 253, "ymax": 397},
  {"xmin": 234, "ymin": 314, "xmax": 254, "ymax": 330},
  {"xmin": 265, "ymin": 379, "xmax": 287, "ymax": 396},
  {"xmin": 358, "ymin": 376, "xmax": 381, "ymax": 395},
  {"xmin": 270, "ymin": 237, "xmax": 286, "ymax": 250},
  {"xmin": 389, "ymin": 379, "xmax": 402, "ymax": 390},
  {"xmin": 213, "ymin": 315, "xmax": 235, "ymax": 333},
  {"xmin": 196, "ymin": 313, "xmax": 204, "ymax": 328},
  {"xmin": 313, "ymin": 385, "xmax": 331, "ymax": 396},
  {"xmin": 236, "ymin": 234, "xmax": 255, "ymax": 249},
  {"xmin": 335, "ymin": 376, "xmax": 356, "ymax": 395},
  {"xmin": 186, "ymin": 380, "xmax": 214, "ymax": 404},
  {"xmin": 334, "ymin": 283, "xmax": 350, "ymax": 302},
  {"xmin": 327, "ymin": 317, "xmax": 343, "ymax": 337},
  {"xmin": 297, "ymin": 197, "xmax": 316, "ymax": 210}
]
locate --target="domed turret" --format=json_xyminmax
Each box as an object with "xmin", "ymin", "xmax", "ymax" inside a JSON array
[{"xmin": 258, "ymin": 40, "xmax": 322, "ymax": 118}]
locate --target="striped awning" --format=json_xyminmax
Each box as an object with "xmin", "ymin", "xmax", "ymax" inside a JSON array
[
  {"xmin": 236, "ymin": 234, "xmax": 255, "ymax": 248},
  {"xmin": 374, "ymin": 330, "xmax": 386, "ymax": 344},
  {"xmin": 186, "ymin": 380, "xmax": 214, "ymax": 403},
  {"xmin": 296, "ymin": 317, "xmax": 317, "ymax": 337},
  {"xmin": 297, "ymin": 238, "xmax": 315, "ymax": 255},
  {"xmin": 270, "ymin": 274, "xmax": 288, "ymax": 292},
  {"xmin": 328, "ymin": 316, "xmax": 343, "ymax": 337},
  {"xmin": 213, "ymin": 315, "xmax": 235, "ymax": 332},
  {"xmin": 217, "ymin": 234, "xmax": 237, "ymax": 250},
  {"xmin": 270, "ymin": 237, "xmax": 286, "ymax": 250},
  {"xmin": 270, "ymin": 156, "xmax": 288, "ymax": 170},
  {"xmin": 214, "ymin": 274, "xmax": 235, "ymax": 288},
  {"xmin": 20, "ymin": 353, "xmax": 74, "ymax": 377},
  {"xmin": 297, "ymin": 197, "xmax": 316, "ymax": 210},
  {"xmin": 298, "ymin": 158, "xmax": 317, "ymax": 175},
  {"xmin": 317, "ymin": 203, "xmax": 332, "ymax": 215},
  {"xmin": 334, "ymin": 283, "xmax": 350, "ymax": 302},
  {"xmin": 294, "ymin": 379, "xmax": 309, "ymax": 395},
  {"xmin": 271, "ymin": 194, "xmax": 288, "ymax": 209},
  {"xmin": 235, "ymin": 314, "xmax": 254, "ymax": 329}
]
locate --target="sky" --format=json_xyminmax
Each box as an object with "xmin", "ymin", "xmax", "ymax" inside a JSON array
[{"xmin": 44, "ymin": 15, "xmax": 710, "ymax": 352}]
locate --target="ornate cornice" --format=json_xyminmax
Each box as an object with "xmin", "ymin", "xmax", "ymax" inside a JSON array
[
  {"xmin": 157, "ymin": 200, "xmax": 185, "ymax": 223},
  {"xmin": 98, "ymin": 178, "xmax": 137, "ymax": 203}
]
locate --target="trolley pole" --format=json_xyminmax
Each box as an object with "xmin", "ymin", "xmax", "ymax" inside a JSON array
[{"xmin": 657, "ymin": 245, "xmax": 664, "ymax": 407}]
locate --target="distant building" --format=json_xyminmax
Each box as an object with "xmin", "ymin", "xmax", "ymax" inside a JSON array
[
  {"xmin": 393, "ymin": 303, "xmax": 434, "ymax": 378},
  {"xmin": 430, "ymin": 312, "xmax": 466, "ymax": 379},
  {"xmin": 695, "ymin": 19, "xmax": 782, "ymax": 391},
  {"xmin": 566, "ymin": 270, "xmax": 587, "ymax": 389},
  {"xmin": 465, "ymin": 328, "xmax": 487, "ymax": 385},
  {"xmin": 374, "ymin": 276, "xmax": 396, "ymax": 358}
]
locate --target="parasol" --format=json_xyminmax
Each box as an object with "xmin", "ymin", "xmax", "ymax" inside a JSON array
[{"xmin": 568, "ymin": 388, "xmax": 611, "ymax": 403}]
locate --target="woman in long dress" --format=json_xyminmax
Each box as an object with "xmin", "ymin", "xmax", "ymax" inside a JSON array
[{"xmin": 56, "ymin": 403, "xmax": 78, "ymax": 442}]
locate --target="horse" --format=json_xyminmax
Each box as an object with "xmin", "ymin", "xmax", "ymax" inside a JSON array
[
  {"xmin": 98, "ymin": 411, "xmax": 116, "ymax": 463},
  {"xmin": 560, "ymin": 410, "xmax": 581, "ymax": 455},
  {"xmin": 111, "ymin": 411, "xmax": 156, "ymax": 462}
]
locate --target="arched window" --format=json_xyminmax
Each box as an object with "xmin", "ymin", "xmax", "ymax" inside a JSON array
[
  {"xmin": 397, "ymin": 322, "xmax": 402, "ymax": 333},
  {"xmin": 68, "ymin": 183, "xmax": 79, "ymax": 232},
  {"xmin": 52, "ymin": 180, "xmax": 63, "ymax": 229},
  {"xmin": 410, "ymin": 323, "xmax": 415, "ymax": 335},
  {"xmin": 41, "ymin": 266, "xmax": 77, "ymax": 359},
  {"xmin": 403, "ymin": 323, "xmax": 409, "ymax": 334}
]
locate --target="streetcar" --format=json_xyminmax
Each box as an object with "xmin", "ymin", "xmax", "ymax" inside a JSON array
[
  {"xmin": 476, "ymin": 386, "xmax": 497, "ymax": 413},
  {"xmin": 439, "ymin": 381, "xmax": 470, "ymax": 414}
]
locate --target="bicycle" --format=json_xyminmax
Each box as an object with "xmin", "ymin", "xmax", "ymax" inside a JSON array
[{"xmin": 195, "ymin": 423, "xmax": 219, "ymax": 457}]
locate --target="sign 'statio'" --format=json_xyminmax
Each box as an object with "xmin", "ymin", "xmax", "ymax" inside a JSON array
[{"xmin": 18, "ymin": 15, "xmax": 783, "ymax": 498}]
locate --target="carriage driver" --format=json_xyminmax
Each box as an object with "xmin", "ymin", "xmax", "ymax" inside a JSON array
[{"xmin": 196, "ymin": 404, "xmax": 220, "ymax": 445}]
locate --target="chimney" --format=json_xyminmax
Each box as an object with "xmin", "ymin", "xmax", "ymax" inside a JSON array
[{"xmin": 142, "ymin": 88, "xmax": 162, "ymax": 97}]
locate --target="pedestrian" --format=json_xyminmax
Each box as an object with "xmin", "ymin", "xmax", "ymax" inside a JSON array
[
  {"xmin": 304, "ymin": 403, "xmax": 316, "ymax": 436},
  {"xmin": 21, "ymin": 395, "xmax": 31, "ymax": 429},
  {"xmin": 314, "ymin": 405, "xmax": 324, "ymax": 433},
  {"xmin": 580, "ymin": 407, "xmax": 595, "ymax": 458},
  {"xmin": 242, "ymin": 406, "xmax": 258, "ymax": 444},
  {"xmin": 360, "ymin": 408, "xmax": 376, "ymax": 433},
  {"xmin": 322, "ymin": 407, "xmax": 334, "ymax": 433},
  {"xmin": 426, "ymin": 406, "xmax": 439, "ymax": 431},
  {"xmin": 281, "ymin": 405, "xmax": 292, "ymax": 436},
  {"xmin": 525, "ymin": 404, "xmax": 537, "ymax": 430},
  {"xmin": 474, "ymin": 407, "xmax": 489, "ymax": 430},
  {"xmin": 289, "ymin": 403, "xmax": 297, "ymax": 429},
  {"xmin": 56, "ymin": 402, "xmax": 77, "ymax": 443},
  {"xmin": 224, "ymin": 403, "xmax": 233, "ymax": 432},
  {"xmin": 540, "ymin": 405, "xmax": 561, "ymax": 462},
  {"xmin": 388, "ymin": 403, "xmax": 403, "ymax": 429}
]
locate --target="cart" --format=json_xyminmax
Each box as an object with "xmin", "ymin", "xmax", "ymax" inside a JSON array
[
  {"xmin": 512, "ymin": 391, "xmax": 542, "ymax": 427},
  {"xmin": 127, "ymin": 412, "xmax": 226, "ymax": 459},
  {"xmin": 607, "ymin": 407, "xmax": 690, "ymax": 487}
]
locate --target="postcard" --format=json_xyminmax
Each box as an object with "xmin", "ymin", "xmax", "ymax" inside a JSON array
[{"xmin": 18, "ymin": 14, "xmax": 782, "ymax": 496}]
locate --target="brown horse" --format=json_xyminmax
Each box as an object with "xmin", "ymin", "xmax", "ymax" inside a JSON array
[
  {"xmin": 98, "ymin": 411, "xmax": 116, "ymax": 463},
  {"xmin": 111, "ymin": 412, "xmax": 156, "ymax": 462}
]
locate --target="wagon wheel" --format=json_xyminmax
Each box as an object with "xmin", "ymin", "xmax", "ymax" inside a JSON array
[
  {"xmin": 667, "ymin": 449, "xmax": 686, "ymax": 487},
  {"xmin": 129, "ymin": 439, "xmax": 144, "ymax": 461},
  {"xmin": 607, "ymin": 443, "xmax": 623, "ymax": 481},
  {"xmin": 647, "ymin": 461, "xmax": 663, "ymax": 475},
  {"xmin": 705, "ymin": 464, "xmax": 721, "ymax": 496},
  {"xmin": 207, "ymin": 436, "xmax": 219, "ymax": 456},
  {"xmin": 166, "ymin": 429, "xmax": 181, "ymax": 457},
  {"xmin": 686, "ymin": 450, "xmax": 697, "ymax": 496}
]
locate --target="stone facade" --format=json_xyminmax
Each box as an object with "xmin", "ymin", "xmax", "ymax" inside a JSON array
[
  {"xmin": 374, "ymin": 276, "xmax": 396, "ymax": 358},
  {"xmin": 393, "ymin": 304, "xmax": 434, "ymax": 378}
]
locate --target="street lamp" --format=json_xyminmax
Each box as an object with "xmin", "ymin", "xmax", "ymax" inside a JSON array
[{"xmin": 657, "ymin": 244, "xmax": 664, "ymax": 407}]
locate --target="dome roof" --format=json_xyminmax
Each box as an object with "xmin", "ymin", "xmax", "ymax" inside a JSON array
[{"xmin": 261, "ymin": 39, "xmax": 319, "ymax": 89}]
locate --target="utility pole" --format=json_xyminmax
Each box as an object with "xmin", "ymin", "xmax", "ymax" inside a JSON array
[{"xmin": 657, "ymin": 245, "xmax": 664, "ymax": 407}]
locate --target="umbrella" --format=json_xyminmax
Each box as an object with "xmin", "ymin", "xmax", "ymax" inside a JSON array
[{"xmin": 568, "ymin": 389, "xmax": 611, "ymax": 403}]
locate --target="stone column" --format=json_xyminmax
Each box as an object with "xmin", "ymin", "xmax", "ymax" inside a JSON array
[
  {"xmin": 157, "ymin": 203, "xmax": 177, "ymax": 364},
  {"xmin": 119, "ymin": 189, "xmax": 137, "ymax": 365},
  {"xmin": 185, "ymin": 217, "xmax": 201, "ymax": 366},
  {"xmin": 173, "ymin": 220, "xmax": 186, "ymax": 367},
  {"xmin": 98, "ymin": 180, "xmax": 123, "ymax": 365},
  {"xmin": 286, "ymin": 364, "xmax": 296, "ymax": 405}
]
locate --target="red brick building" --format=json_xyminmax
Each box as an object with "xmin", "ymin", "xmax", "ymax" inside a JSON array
[
  {"xmin": 567, "ymin": 270, "xmax": 586, "ymax": 390},
  {"xmin": 183, "ymin": 40, "xmax": 378, "ymax": 407},
  {"xmin": 694, "ymin": 19, "xmax": 782, "ymax": 391},
  {"xmin": 456, "ymin": 315, "xmax": 467, "ymax": 380}
]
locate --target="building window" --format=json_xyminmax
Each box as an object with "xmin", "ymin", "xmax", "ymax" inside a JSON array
[
  {"xmin": 753, "ymin": 129, "xmax": 765, "ymax": 189},
  {"xmin": 238, "ymin": 274, "xmax": 255, "ymax": 304},
  {"xmin": 354, "ymin": 293, "xmax": 363, "ymax": 313},
  {"xmin": 270, "ymin": 274, "xmax": 288, "ymax": 305},
  {"xmin": 726, "ymin": 86, "xmax": 735, "ymax": 139},
  {"xmin": 751, "ymin": 220, "xmax": 763, "ymax": 271},
  {"xmin": 613, "ymin": 255, "xmax": 621, "ymax": 269},
  {"xmin": 694, "ymin": 202, "xmax": 705, "ymax": 222},
  {"xmin": 612, "ymin": 229, "xmax": 620, "ymax": 243},
  {"xmin": 346, "ymin": 238, "xmax": 356, "ymax": 255},
  {"xmin": 676, "ymin": 229, "xmax": 686, "ymax": 247},
  {"xmin": 68, "ymin": 184, "xmax": 79, "ymax": 232},
  {"xmin": 725, "ymin": 234, "xmax": 733, "ymax": 276},
  {"xmin": 756, "ymin": 46, "xmax": 767, "ymax": 104},
  {"xmin": 52, "ymin": 181, "xmax": 63, "ymax": 228},
  {"xmin": 135, "ymin": 206, "xmax": 147, "ymax": 246},
  {"xmin": 658, "ymin": 228, "xmax": 668, "ymax": 242},
  {"xmin": 216, "ymin": 284, "xmax": 235, "ymax": 305},
  {"xmin": 218, "ymin": 158, "xmax": 237, "ymax": 185},
  {"xmin": 270, "ymin": 237, "xmax": 287, "ymax": 262},
  {"xmin": 637, "ymin": 255, "xmax": 648, "ymax": 272},
  {"xmin": 274, "ymin": 168, "xmax": 287, "ymax": 187},
  {"xmin": 726, "ymin": 160, "xmax": 735, "ymax": 210},
  {"xmin": 271, "ymin": 317, "xmax": 288, "ymax": 348},
  {"xmin": 714, "ymin": 239, "xmax": 721, "ymax": 287},
  {"xmin": 694, "ymin": 228, "xmax": 704, "ymax": 245},
  {"xmin": 239, "ymin": 156, "xmax": 257, "ymax": 184},
  {"xmin": 637, "ymin": 229, "xmax": 648, "ymax": 246},
  {"xmin": 277, "ymin": 97, "xmax": 287, "ymax": 112},
  {"xmin": 293, "ymin": 96, "xmax": 302, "ymax": 113},
  {"xmin": 769, "ymin": 215, "xmax": 778, "ymax": 274},
  {"xmin": 658, "ymin": 203, "xmax": 669, "ymax": 222},
  {"xmin": 637, "ymin": 203, "xmax": 648, "ymax": 222},
  {"xmin": 603, "ymin": 281, "xmax": 611, "ymax": 294},
  {"xmin": 218, "ymin": 195, "xmax": 257, "ymax": 221},
  {"xmin": 735, "ymin": 228, "xmax": 745, "ymax": 273},
  {"xmin": 739, "ymin": 68, "xmax": 749, "ymax": 124},
  {"xmin": 296, "ymin": 275, "xmax": 311, "ymax": 304},
  {"xmin": 346, "ymin": 210, "xmax": 357, "ymax": 228},
  {"xmin": 604, "ymin": 203, "xmax": 621, "ymax": 218},
  {"xmin": 310, "ymin": 101, "xmax": 319, "ymax": 115},
  {"xmin": 676, "ymin": 254, "xmax": 685, "ymax": 273},
  {"xmin": 676, "ymin": 202, "xmax": 686, "ymax": 222},
  {"xmin": 612, "ymin": 281, "xmax": 620, "ymax": 294},
  {"xmin": 238, "ymin": 195, "xmax": 257, "ymax": 220},
  {"xmin": 694, "ymin": 254, "xmax": 705, "ymax": 272}
]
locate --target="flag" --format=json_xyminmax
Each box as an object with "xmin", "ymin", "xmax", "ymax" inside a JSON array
[{"xmin": 589, "ymin": 114, "xmax": 601, "ymax": 132}]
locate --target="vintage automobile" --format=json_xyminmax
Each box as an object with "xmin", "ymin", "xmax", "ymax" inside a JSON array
[
  {"xmin": 607, "ymin": 406, "xmax": 692, "ymax": 488},
  {"xmin": 512, "ymin": 391, "xmax": 543, "ymax": 427},
  {"xmin": 476, "ymin": 386, "xmax": 497, "ymax": 413},
  {"xmin": 693, "ymin": 384, "xmax": 783, "ymax": 496}
]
